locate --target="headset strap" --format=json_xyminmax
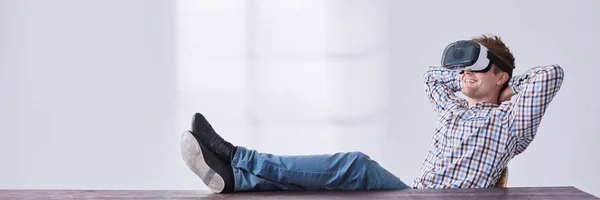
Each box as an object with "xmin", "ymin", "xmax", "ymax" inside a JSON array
[{"xmin": 487, "ymin": 52, "xmax": 513, "ymax": 77}]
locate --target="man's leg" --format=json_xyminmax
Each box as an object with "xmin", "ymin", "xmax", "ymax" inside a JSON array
[
  {"xmin": 232, "ymin": 146, "xmax": 411, "ymax": 192},
  {"xmin": 182, "ymin": 112, "xmax": 411, "ymax": 193}
]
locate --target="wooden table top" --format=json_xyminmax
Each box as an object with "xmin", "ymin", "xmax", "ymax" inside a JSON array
[{"xmin": 1, "ymin": 186, "xmax": 598, "ymax": 199}]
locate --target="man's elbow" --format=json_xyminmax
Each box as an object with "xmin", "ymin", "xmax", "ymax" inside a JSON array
[
  {"xmin": 549, "ymin": 64, "xmax": 565, "ymax": 81},
  {"xmin": 423, "ymin": 70, "xmax": 435, "ymax": 85}
]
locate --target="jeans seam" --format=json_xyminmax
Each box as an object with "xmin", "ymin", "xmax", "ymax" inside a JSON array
[{"xmin": 262, "ymin": 163, "xmax": 341, "ymax": 175}]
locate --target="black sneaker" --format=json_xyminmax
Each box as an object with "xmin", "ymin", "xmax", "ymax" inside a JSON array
[
  {"xmin": 191, "ymin": 113, "xmax": 236, "ymax": 163},
  {"xmin": 180, "ymin": 130, "xmax": 235, "ymax": 193}
]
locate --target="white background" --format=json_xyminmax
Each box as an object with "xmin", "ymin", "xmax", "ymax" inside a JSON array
[{"xmin": 1, "ymin": 0, "xmax": 598, "ymax": 197}]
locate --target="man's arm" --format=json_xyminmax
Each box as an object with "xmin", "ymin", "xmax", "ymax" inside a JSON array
[
  {"xmin": 504, "ymin": 64, "xmax": 564, "ymax": 155},
  {"xmin": 423, "ymin": 66, "xmax": 464, "ymax": 114}
]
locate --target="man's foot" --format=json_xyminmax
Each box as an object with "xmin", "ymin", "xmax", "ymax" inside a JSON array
[
  {"xmin": 191, "ymin": 113, "xmax": 236, "ymax": 163},
  {"xmin": 180, "ymin": 130, "xmax": 235, "ymax": 193}
]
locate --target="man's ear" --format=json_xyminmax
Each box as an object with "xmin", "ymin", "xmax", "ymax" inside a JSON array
[{"xmin": 497, "ymin": 72, "xmax": 509, "ymax": 86}]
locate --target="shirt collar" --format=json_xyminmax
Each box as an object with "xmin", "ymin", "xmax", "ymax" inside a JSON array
[{"xmin": 464, "ymin": 101, "xmax": 500, "ymax": 109}]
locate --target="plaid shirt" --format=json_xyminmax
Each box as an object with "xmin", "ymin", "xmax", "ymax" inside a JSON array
[{"xmin": 413, "ymin": 64, "xmax": 564, "ymax": 189}]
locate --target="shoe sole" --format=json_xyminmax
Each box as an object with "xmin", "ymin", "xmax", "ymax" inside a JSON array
[{"xmin": 180, "ymin": 130, "xmax": 225, "ymax": 193}]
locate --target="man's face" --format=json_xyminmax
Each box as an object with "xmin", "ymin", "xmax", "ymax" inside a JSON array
[{"xmin": 460, "ymin": 65, "xmax": 506, "ymax": 100}]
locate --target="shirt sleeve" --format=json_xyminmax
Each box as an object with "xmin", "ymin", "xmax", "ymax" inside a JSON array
[
  {"xmin": 505, "ymin": 64, "xmax": 565, "ymax": 154},
  {"xmin": 423, "ymin": 66, "xmax": 464, "ymax": 114}
]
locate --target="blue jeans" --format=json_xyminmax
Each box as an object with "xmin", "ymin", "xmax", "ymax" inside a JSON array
[{"xmin": 232, "ymin": 146, "xmax": 411, "ymax": 191}]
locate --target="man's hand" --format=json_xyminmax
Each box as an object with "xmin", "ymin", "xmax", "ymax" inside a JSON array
[{"xmin": 499, "ymin": 86, "xmax": 515, "ymax": 102}]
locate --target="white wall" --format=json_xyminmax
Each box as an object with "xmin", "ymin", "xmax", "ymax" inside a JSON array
[
  {"xmin": 0, "ymin": 0, "xmax": 178, "ymax": 189},
  {"xmin": 1, "ymin": 0, "xmax": 599, "ymax": 197}
]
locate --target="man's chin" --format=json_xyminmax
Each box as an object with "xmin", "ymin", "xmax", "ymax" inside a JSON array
[{"xmin": 461, "ymin": 90, "xmax": 477, "ymax": 98}]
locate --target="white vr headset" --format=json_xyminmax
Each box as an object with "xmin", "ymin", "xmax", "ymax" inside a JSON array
[{"xmin": 441, "ymin": 40, "xmax": 513, "ymax": 76}]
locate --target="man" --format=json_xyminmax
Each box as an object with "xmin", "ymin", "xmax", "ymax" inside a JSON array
[{"xmin": 179, "ymin": 34, "xmax": 564, "ymax": 193}]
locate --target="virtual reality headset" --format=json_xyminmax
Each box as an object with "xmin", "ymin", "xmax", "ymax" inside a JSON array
[{"xmin": 441, "ymin": 40, "xmax": 513, "ymax": 77}]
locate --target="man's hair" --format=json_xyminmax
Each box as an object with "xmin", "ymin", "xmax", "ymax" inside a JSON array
[{"xmin": 472, "ymin": 34, "xmax": 515, "ymax": 88}]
